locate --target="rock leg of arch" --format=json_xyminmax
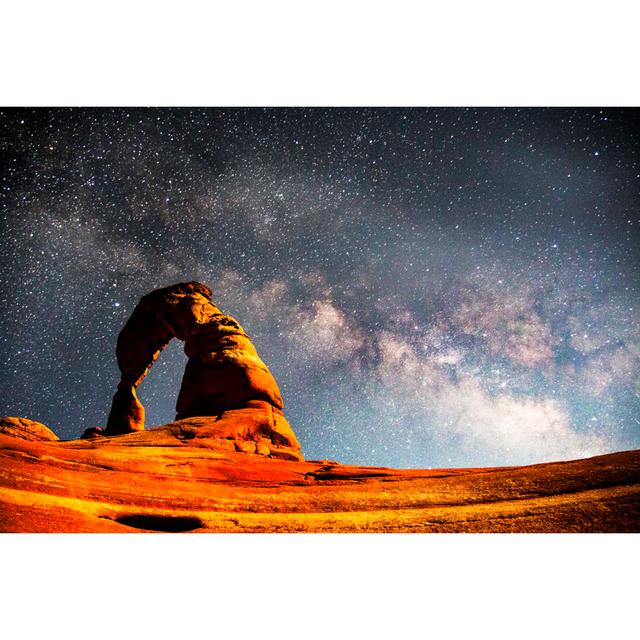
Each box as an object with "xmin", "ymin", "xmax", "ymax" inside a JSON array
[{"xmin": 102, "ymin": 281, "xmax": 303, "ymax": 461}]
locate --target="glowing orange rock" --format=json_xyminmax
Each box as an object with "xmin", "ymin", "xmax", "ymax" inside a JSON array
[
  {"xmin": 103, "ymin": 281, "xmax": 302, "ymax": 460},
  {"xmin": 1, "ymin": 426, "xmax": 638, "ymax": 532},
  {"xmin": 0, "ymin": 416, "xmax": 58, "ymax": 441}
]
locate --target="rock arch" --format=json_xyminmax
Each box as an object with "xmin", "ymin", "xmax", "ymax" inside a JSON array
[{"xmin": 102, "ymin": 281, "xmax": 302, "ymax": 459}]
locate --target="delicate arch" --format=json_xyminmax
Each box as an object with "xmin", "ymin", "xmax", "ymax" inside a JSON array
[{"xmin": 104, "ymin": 281, "xmax": 283, "ymax": 435}]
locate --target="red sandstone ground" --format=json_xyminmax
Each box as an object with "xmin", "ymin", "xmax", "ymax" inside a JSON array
[{"xmin": 1, "ymin": 418, "xmax": 639, "ymax": 533}]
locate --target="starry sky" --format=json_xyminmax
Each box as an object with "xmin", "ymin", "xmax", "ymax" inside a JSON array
[{"xmin": 1, "ymin": 107, "xmax": 638, "ymax": 467}]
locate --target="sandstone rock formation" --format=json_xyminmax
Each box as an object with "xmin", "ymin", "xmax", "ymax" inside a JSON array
[
  {"xmin": 102, "ymin": 281, "xmax": 302, "ymax": 460},
  {"xmin": 1, "ymin": 421, "xmax": 639, "ymax": 532},
  {"xmin": 0, "ymin": 416, "xmax": 59, "ymax": 441}
]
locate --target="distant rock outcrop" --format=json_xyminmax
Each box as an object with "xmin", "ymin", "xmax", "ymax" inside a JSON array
[
  {"xmin": 0, "ymin": 416, "xmax": 59, "ymax": 442},
  {"xmin": 102, "ymin": 281, "xmax": 302, "ymax": 460}
]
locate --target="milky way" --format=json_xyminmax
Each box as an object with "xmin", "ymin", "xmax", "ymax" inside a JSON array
[{"xmin": 1, "ymin": 107, "xmax": 638, "ymax": 467}]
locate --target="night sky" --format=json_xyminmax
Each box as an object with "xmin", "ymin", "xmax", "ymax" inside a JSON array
[{"xmin": 1, "ymin": 107, "xmax": 638, "ymax": 468}]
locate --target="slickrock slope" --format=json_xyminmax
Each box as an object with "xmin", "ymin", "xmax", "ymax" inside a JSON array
[{"xmin": 1, "ymin": 423, "xmax": 639, "ymax": 533}]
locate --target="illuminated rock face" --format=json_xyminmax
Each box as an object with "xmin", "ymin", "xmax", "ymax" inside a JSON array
[
  {"xmin": 103, "ymin": 281, "xmax": 302, "ymax": 460},
  {"xmin": 1, "ymin": 427, "xmax": 639, "ymax": 532},
  {"xmin": 0, "ymin": 416, "xmax": 58, "ymax": 442}
]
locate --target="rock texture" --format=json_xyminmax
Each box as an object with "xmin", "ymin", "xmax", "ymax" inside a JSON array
[
  {"xmin": 0, "ymin": 416, "xmax": 59, "ymax": 442},
  {"xmin": 103, "ymin": 281, "xmax": 302, "ymax": 459},
  {"xmin": 1, "ymin": 420, "xmax": 639, "ymax": 533}
]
